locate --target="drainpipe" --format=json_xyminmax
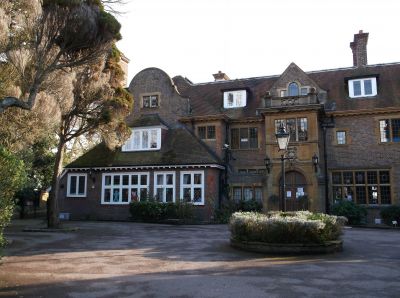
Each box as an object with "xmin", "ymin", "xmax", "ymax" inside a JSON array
[{"xmin": 322, "ymin": 126, "xmax": 330, "ymax": 214}]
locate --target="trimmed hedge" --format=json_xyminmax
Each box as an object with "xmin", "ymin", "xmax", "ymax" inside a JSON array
[
  {"xmin": 380, "ymin": 205, "xmax": 400, "ymax": 226},
  {"xmin": 230, "ymin": 211, "xmax": 347, "ymax": 244},
  {"xmin": 331, "ymin": 200, "xmax": 367, "ymax": 225},
  {"xmin": 129, "ymin": 201, "xmax": 194, "ymax": 222}
]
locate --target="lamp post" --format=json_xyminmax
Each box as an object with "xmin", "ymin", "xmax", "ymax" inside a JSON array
[{"xmin": 275, "ymin": 123, "xmax": 290, "ymax": 212}]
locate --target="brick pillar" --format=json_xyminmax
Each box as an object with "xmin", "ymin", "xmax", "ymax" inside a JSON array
[{"xmin": 350, "ymin": 30, "xmax": 369, "ymax": 67}]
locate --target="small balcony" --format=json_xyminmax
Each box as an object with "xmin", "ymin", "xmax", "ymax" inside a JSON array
[{"xmin": 264, "ymin": 93, "xmax": 319, "ymax": 108}]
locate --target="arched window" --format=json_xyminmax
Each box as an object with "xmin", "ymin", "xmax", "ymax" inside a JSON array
[{"xmin": 288, "ymin": 82, "xmax": 299, "ymax": 96}]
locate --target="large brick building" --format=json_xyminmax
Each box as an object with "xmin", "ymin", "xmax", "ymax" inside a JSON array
[{"xmin": 58, "ymin": 31, "xmax": 400, "ymax": 222}]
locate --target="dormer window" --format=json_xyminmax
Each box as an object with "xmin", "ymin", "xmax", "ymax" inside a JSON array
[
  {"xmin": 348, "ymin": 77, "xmax": 377, "ymax": 98},
  {"xmin": 223, "ymin": 90, "xmax": 247, "ymax": 108},
  {"xmin": 142, "ymin": 95, "xmax": 159, "ymax": 108},
  {"xmin": 122, "ymin": 127, "xmax": 161, "ymax": 151}
]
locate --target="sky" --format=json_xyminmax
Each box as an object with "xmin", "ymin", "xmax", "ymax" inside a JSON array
[{"xmin": 116, "ymin": 0, "xmax": 400, "ymax": 85}]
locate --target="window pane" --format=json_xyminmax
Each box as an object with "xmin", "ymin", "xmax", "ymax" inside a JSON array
[
  {"xmin": 133, "ymin": 131, "xmax": 140, "ymax": 149},
  {"xmin": 353, "ymin": 81, "xmax": 361, "ymax": 96},
  {"xmin": 69, "ymin": 176, "xmax": 77, "ymax": 194},
  {"xmin": 150, "ymin": 95, "xmax": 158, "ymax": 107},
  {"xmin": 238, "ymin": 169, "xmax": 247, "ymax": 174},
  {"xmin": 368, "ymin": 186, "xmax": 378, "ymax": 204},
  {"xmin": 286, "ymin": 119, "xmax": 296, "ymax": 142},
  {"xmin": 150, "ymin": 130, "xmax": 158, "ymax": 148},
  {"xmin": 288, "ymin": 82, "xmax": 299, "ymax": 96},
  {"xmin": 367, "ymin": 171, "xmax": 378, "ymax": 184},
  {"xmin": 183, "ymin": 188, "xmax": 191, "ymax": 202},
  {"xmin": 142, "ymin": 131, "xmax": 149, "ymax": 149},
  {"xmin": 140, "ymin": 175, "xmax": 147, "ymax": 185},
  {"xmin": 78, "ymin": 176, "xmax": 85, "ymax": 194},
  {"xmin": 379, "ymin": 171, "xmax": 390, "ymax": 184},
  {"xmin": 104, "ymin": 189, "xmax": 111, "ymax": 202},
  {"xmin": 239, "ymin": 128, "xmax": 249, "ymax": 149},
  {"xmin": 380, "ymin": 186, "xmax": 391, "ymax": 204},
  {"xmin": 231, "ymin": 128, "xmax": 239, "ymax": 149},
  {"xmin": 193, "ymin": 188, "xmax": 202, "ymax": 203},
  {"xmin": 140, "ymin": 188, "xmax": 147, "ymax": 201},
  {"xmin": 332, "ymin": 172, "xmax": 342, "ymax": 184},
  {"xmin": 166, "ymin": 188, "xmax": 173, "ymax": 202},
  {"xmin": 248, "ymin": 169, "xmax": 257, "ymax": 174},
  {"xmin": 300, "ymin": 87, "xmax": 308, "ymax": 95},
  {"xmin": 333, "ymin": 186, "xmax": 342, "ymax": 201},
  {"xmin": 122, "ymin": 175, "xmax": 129, "ymax": 185},
  {"xmin": 198, "ymin": 126, "xmax": 206, "ymax": 139},
  {"xmin": 355, "ymin": 186, "xmax": 366, "ymax": 204},
  {"xmin": 122, "ymin": 189, "xmax": 129, "ymax": 202},
  {"xmin": 113, "ymin": 175, "xmax": 120, "ymax": 185},
  {"xmin": 105, "ymin": 175, "xmax": 111, "ymax": 186},
  {"xmin": 337, "ymin": 131, "xmax": 346, "ymax": 145},
  {"xmin": 243, "ymin": 187, "xmax": 253, "ymax": 201},
  {"xmin": 207, "ymin": 126, "xmax": 216, "ymax": 139},
  {"xmin": 131, "ymin": 188, "xmax": 138, "ymax": 202},
  {"xmin": 233, "ymin": 187, "xmax": 242, "ymax": 201},
  {"xmin": 131, "ymin": 175, "xmax": 138, "ymax": 185},
  {"xmin": 113, "ymin": 189, "xmax": 120, "ymax": 202},
  {"xmin": 392, "ymin": 119, "xmax": 400, "ymax": 142},
  {"xmin": 364, "ymin": 79, "xmax": 372, "ymax": 95},
  {"xmin": 297, "ymin": 118, "xmax": 308, "ymax": 141},
  {"xmin": 157, "ymin": 174, "xmax": 164, "ymax": 185},
  {"xmin": 143, "ymin": 96, "xmax": 150, "ymax": 108},
  {"xmin": 379, "ymin": 120, "xmax": 389, "ymax": 142},
  {"xmin": 275, "ymin": 119, "xmax": 285, "ymax": 133},
  {"xmin": 194, "ymin": 174, "xmax": 202, "ymax": 184},
  {"xmin": 355, "ymin": 172, "xmax": 365, "ymax": 184},
  {"xmin": 343, "ymin": 186, "xmax": 354, "ymax": 202},
  {"xmin": 183, "ymin": 174, "xmax": 191, "ymax": 185},
  {"xmin": 255, "ymin": 187, "xmax": 263, "ymax": 201},
  {"xmin": 166, "ymin": 174, "xmax": 173, "ymax": 185},
  {"xmin": 249, "ymin": 127, "xmax": 258, "ymax": 148},
  {"xmin": 156, "ymin": 188, "xmax": 163, "ymax": 202},
  {"xmin": 343, "ymin": 172, "xmax": 353, "ymax": 184}
]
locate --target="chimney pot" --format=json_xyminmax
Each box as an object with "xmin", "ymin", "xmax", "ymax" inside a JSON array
[{"xmin": 213, "ymin": 71, "xmax": 230, "ymax": 81}]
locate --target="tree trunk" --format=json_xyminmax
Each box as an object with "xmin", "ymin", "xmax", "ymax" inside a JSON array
[{"xmin": 48, "ymin": 136, "xmax": 65, "ymax": 228}]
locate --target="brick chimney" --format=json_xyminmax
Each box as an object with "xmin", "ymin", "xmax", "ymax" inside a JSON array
[
  {"xmin": 213, "ymin": 71, "xmax": 230, "ymax": 81},
  {"xmin": 350, "ymin": 30, "xmax": 369, "ymax": 67}
]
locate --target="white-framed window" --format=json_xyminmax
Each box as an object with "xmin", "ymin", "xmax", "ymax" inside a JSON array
[
  {"xmin": 223, "ymin": 90, "xmax": 247, "ymax": 108},
  {"xmin": 180, "ymin": 171, "xmax": 204, "ymax": 205},
  {"xmin": 348, "ymin": 77, "xmax": 377, "ymax": 98},
  {"xmin": 67, "ymin": 174, "xmax": 87, "ymax": 197},
  {"xmin": 102, "ymin": 172, "xmax": 149, "ymax": 204},
  {"xmin": 142, "ymin": 95, "xmax": 159, "ymax": 108},
  {"xmin": 122, "ymin": 127, "xmax": 161, "ymax": 151},
  {"xmin": 154, "ymin": 172, "xmax": 175, "ymax": 203},
  {"xmin": 336, "ymin": 131, "xmax": 347, "ymax": 145}
]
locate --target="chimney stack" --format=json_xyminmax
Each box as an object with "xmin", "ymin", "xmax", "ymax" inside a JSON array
[
  {"xmin": 350, "ymin": 30, "xmax": 369, "ymax": 67},
  {"xmin": 213, "ymin": 70, "xmax": 230, "ymax": 81}
]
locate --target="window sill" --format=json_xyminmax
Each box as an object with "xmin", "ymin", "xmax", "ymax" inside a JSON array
[
  {"xmin": 101, "ymin": 202, "xmax": 131, "ymax": 205},
  {"xmin": 231, "ymin": 148, "xmax": 260, "ymax": 151},
  {"xmin": 66, "ymin": 195, "xmax": 86, "ymax": 198}
]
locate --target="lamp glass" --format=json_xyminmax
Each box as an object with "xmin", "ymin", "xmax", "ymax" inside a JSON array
[{"xmin": 275, "ymin": 124, "xmax": 290, "ymax": 151}]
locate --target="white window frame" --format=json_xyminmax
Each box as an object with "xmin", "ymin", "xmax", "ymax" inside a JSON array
[
  {"xmin": 101, "ymin": 172, "xmax": 149, "ymax": 205},
  {"xmin": 67, "ymin": 173, "xmax": 87, "ymax": 197},
  {"xmin": 154, "ymin": 172, "xmax": 176, "ymax": 203},
  {"xmin": 223, "ymin": 90, "xmax": 247, "ymax": 108},
  {"xmin": 122, "ymin": 127, "xmax": 162, "ymax": 152},
  {"xmin": 348, "ymin": 77, "xmax": 377, "ymax": 98},
  {"xmin": 180, "ymin": 170, "xmax": 205, "ymax": 205}
]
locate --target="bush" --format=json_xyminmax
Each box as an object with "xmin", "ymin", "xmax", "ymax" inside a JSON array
[
  {"xmin": 129, "ymin": 200, "xmax": 194, "ymax": 222},
  {"xmin": 215, "ymin": 199, "xmax": 263, "ymax": 223},
  {"xmin": 331, "ymin": 200, "xmax": 367, "ymax": 225},
  {"xmin": 380, "ymin": 205, "xmax": 400, "ymax": 226},
  {"xmin": 0, "ymin": 147, "xmax": 26, "ymax": 249},
  {"xmin": 229, "ymin": 211, "xmax": 347, "ymax": 244}
]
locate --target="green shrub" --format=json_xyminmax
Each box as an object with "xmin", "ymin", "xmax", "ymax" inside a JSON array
[
  {"xmin": 129, "ymin": 200, "xmax": 194, "ymax": 222},
  {"xmin": 0, "ymin": 147, "xmax": 26, "ymax": 249},
  {"xmin": 229, "ymin": 211, "xmax": 347, "ymax": 244},
  {"xmin": 215, "ymin": 199, "xmax": 263, "ymax": 223},
  {"xmin": 380, "ymin": 205, "xmax": 400, "ymax": 226},
  {"xmin": 331, "ymin": 200, "xmax": 367, "ymax": 225}
]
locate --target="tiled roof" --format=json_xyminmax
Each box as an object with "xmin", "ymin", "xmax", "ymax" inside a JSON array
[
  {"xmin": 174, "ymin": 62, "xmax": 400, "ymax": 116},
  {"xmin": 126, "ymin": 114, "xmax": 167, "ymax": 128},
  {"xmin": 66, "ymin": 126, "xmax": 223, "ymax": 168}
]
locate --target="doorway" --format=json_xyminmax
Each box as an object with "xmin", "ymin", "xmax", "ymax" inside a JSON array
[{"xmin": 280, "ymin": 171, "xmax": 308, "ymax": 211}]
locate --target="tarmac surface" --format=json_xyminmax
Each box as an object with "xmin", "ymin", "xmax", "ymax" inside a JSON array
[{"xmin": 0, "ymin": 219, "xmax": 399, "ymax": 298}]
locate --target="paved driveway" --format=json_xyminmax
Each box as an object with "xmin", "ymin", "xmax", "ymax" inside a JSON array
[{"xmin": 0, "ymin": 219, "xmax": 399, "ymax": 298}]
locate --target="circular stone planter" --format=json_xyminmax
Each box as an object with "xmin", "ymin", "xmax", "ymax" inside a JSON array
[{"xmin": 230, "ymin": 238, "xmax": 343, "ymax": 254}]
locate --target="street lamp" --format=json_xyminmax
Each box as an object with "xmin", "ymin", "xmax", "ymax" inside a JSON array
[
  {"xmin": 275, "ymin": 123, "xmax": 290, "ymax": 211},
  {"xmin": 264, "ymin": 156, "xmax": 271, "ymax": 173}
]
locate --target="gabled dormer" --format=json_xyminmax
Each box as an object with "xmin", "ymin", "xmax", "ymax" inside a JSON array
[{"xmin": 264, "ymin": 63, "xmax": 327, "ymax": 108}]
